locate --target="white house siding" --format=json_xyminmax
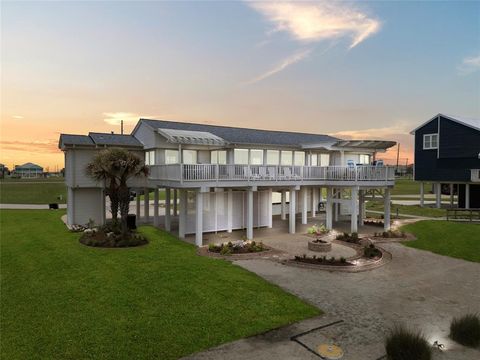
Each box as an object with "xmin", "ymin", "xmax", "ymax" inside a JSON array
[
  {"xmin": 68, "ymin": 188, "xmax": 105, "ymax": 226},
  {"xmin": 185, "ymin": 190, "xmax": 271, "ymax": 234}
]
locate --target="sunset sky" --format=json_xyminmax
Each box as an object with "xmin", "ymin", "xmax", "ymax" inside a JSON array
[{"xmin": 1, "ymin": 1, "xmax": 479, "ymax": 170}]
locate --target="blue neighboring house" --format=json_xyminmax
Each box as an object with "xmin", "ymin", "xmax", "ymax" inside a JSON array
[{"xmin": 410, "ymin": 113, "xmax": 480, "ymax": 209}]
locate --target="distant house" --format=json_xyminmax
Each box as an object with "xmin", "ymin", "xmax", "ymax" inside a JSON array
[
  {"xmin": 410, "ymin": 113, "xmax": 480, "ymax": 209},
  {"xmin": 13, "ymin": 162, "xmax": 44, "ymax": 178},
  {"xmin": 0, "ymin": 163, "xmax": 9, "ymax": 178}
]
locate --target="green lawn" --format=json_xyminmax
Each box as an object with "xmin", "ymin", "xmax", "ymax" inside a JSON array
[
  {"xmin": 0, "ymin": 210, "xmax": 320, "ymax": 360},
  {"xmin": 366, "ymin": 202, "xmax": 446, "ymax": 218},
  {"xmin": 392, "ymin": 178, "xmax": 432, "ymax": 196},
  {"xmin": 401, "ymin": 220, "xmax": 480, "ymax": 263},
  {"xmin": 0, "ymin": 180, "xmax": 66, "ymax": 204}
]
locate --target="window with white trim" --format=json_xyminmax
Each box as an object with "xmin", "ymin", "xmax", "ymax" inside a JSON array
[
  {"xmin": 359, "ymin": 154, "xmax": 370, "ymax": 164},
  {"xmin": 294, "ymin": 151, "xmax": 305, "ymax": 166},
  {"xmin": 266, "ymin": 150, "xmax": 280, "ymax": 165},
  {"xmin": 249, "ymin": 149, "xmax": 264, "ymax": 165},
  {"xmin": 423, "ymin": 133, "xmax": 438, "ymax": 150},
  {"xmin": 165, "ymin": 150, "xmax": 179, "ymax": 164},
  {"xmin": 234, "ymin": 149, "xmax": 249, "ymax": 165},
  {"xmin": 182, "ymin": 150, "xmax": 197, "ymax": 164},
  {"xmin": 280, "ymin": 151, "xmax": 293, "ymax": 165},
  {"xmin": 211, "ymin": 150, "xmax": 227, "ymax": 164},
  {"xmin": 319, "ymin": 154, "xmax": 330, "ymax": 166},
  {"xmin": 145, "ymin": 150, "xmax": 156, "ymax": 165}
]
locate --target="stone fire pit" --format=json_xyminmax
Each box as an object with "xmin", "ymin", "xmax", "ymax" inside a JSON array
[{"xmin": 308, "ymin": 238, "xmax": 332, "ymax": 252}]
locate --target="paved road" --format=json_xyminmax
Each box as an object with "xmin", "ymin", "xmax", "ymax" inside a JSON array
[{"xmin": 185, "ymin": 243, "xmax": 480, "ymax": 360}]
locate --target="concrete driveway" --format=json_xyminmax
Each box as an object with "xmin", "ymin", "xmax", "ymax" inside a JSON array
[{"xmin": 185, "ymin": 243, "xmax": 480, "ymax": 360}]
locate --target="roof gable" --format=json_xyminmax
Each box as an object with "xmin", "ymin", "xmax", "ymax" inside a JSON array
[{"xmin": 410, "ymin": 113, "xmax": 480, "ymax": 134}]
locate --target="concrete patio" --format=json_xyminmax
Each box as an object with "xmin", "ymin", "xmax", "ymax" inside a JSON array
[{"xmin": 185, "ymin": 242, "xmax": 480, "ymax": 360}]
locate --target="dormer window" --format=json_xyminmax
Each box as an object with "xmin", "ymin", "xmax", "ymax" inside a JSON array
[{"xmin": 423, "ymin": 133, "xmax": 438, "ymax": 150}]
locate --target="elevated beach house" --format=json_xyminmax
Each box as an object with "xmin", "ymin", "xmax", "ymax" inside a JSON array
[
  {"xmin": 59, "ymin": 119, "xmax": 396, "ymax": 245},
  {"xmin": 411, "ymin": 113, "xmax": 480, "ymax": 209}
]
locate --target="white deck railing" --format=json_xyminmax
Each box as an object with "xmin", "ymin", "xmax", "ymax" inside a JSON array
[{"xmin": 149, "ymin": 164, "xmax": 395, "ymax": 183}]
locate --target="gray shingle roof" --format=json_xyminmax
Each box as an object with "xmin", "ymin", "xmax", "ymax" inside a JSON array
[
  {"xmin": 140, "ymin": 119, "xmax": 339, "ymax": 147},
  {"xmin": 59, "ymin": 134, "xmax": 94, "ymax": 146},
  {"xmin": 59, "ymin": 133, "xmax": 143, "ymax": 148},
  {"xmin": 88, "ymin": 132, "xmax": 143, "ymax": 147}
]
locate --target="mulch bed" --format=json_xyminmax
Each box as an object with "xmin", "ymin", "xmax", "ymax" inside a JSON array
[{"xmin": 79, "ymin": 231, "xmax": 148, "ymax": 248}]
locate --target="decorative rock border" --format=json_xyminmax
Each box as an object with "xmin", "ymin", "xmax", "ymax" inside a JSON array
[
  {"xmin": 308, "ymin": 239, "xmax": 332, "ymax": 252},
  {"xmin": 283, "ymin": 240, "xmax": 392, "ymax": 272}
]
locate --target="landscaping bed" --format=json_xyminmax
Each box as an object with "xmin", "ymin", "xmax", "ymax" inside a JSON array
[{"xmin": 79, "ymin": 222, "xmax": 148, "ymax": 248}]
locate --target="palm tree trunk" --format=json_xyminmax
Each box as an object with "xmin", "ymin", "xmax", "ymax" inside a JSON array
[{"xmin": 118, "ymin": 183, "xmax": 130, "ymax": 236}]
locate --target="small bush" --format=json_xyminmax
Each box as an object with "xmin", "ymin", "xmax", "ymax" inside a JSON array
[
  {"xmin": 335, "ymin": 232, "xmax": 361, "ymax": 243},
  {"xmin": 307, "ymin": 224, "xmax": 329, "ymax": 235},
  {"xmin": 385, "ymin": 325, "xmax": 431, "ymax": 360},
  {"xmin": 450, "ymin": 313, "xmax": 480, "ymax": 348},
  {"xmin": 364, "ymin": 244, "xmax": 382, "ymax": 259}
]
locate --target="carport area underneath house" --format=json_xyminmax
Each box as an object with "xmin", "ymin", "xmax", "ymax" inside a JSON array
[{"xmin": 154, "ymin": 213, "xmax": 390, "ymax": 247}]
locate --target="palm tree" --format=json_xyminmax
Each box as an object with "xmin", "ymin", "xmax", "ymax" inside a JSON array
[{"xmin": 86, "ymin": 148, "xmax": 149, "ymax": 233}]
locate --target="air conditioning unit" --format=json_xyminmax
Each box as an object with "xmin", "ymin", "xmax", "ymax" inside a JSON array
[{"xmin": 471, "ymin": 169, "xmax": 480, "ymax": 182}]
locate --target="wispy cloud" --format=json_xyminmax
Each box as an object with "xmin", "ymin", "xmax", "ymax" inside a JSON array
[
  {"xmin": 244, "ymin": 48, "xmax": 312, "ymax": 85},
  {"xmin": 248, "ymin": 1, "xmax": 381, "ymax": 49},
  {"xmin": 458, "ymin": 54, "xmax": 480, "ymax": 75},
  {"xmin": 0, "ymin": 139, "xmax": 59, "ymax": 153},
  {"xmin": 103, "ymin": 112, "xmax": 140, "ymax": 126},
  {"xmin": 245, "ymin": 1, "xmax": 381, "ymax": 84},
  {"xmin": 12, "ymin": 115, "xmax": 24, "ymax": 119}
]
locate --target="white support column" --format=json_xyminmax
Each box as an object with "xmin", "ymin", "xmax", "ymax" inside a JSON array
[
  {"xmin": 165, "ymin": 187, "xmax": 171, "ymax": 231},
  {"xmin": 173, "ymin": 189, "xmax": 178, "ymax": 216},
  {"xmin": 420, "ymin": 182, "xmax": 425, "ymax": 207},
  {"xmin": 227, "ymin": 189, "xmax": 233, "ymax": 233},
  {"xmin": 301, "ymin": 187, "xmax": 308, "ymax": 225},
  {"xmin": 153, "ymin": 187, "xmax": 159, "ymax": 227},
  {"xmin": 144, "ymin": 188, "xmax": 150, "ymax": 223},
  {"xmin": 450, "ymin": 183, "xmax": 454, "ymax": 208},
  {"xmin": 195, "ymin": 190, "xmax": 203, "ymax": 246},
  {"xmin": 289, "ymin": 188, "xmax": 296, "ymax": 234},
  {"xmin": 334, "ymin": 189, "xmax": 339, "ymax": 222},
  {"xmin": 281, "ymin": 190, "xmax": 286, "ymax": 220},
  {"xmin": 311, "ymin": 188, "xmax": 316, "ymax": 218},
  {"xmin": 267, "ymin": 188, "xmax": 273, "ymax": 228},
  {"xmin": 178, "ymin": 189, "xmax": 187, "ymax": 239},
  {"xmin": 351, "ymin": 187, "xmax": 358, "ymax": 233},
  {"xmin": 384, "ymin": 188, "xmax": 391, "ymax": 231},
  {"xmin": 326, "ymin": 187, "xmax": 333, "ymax": 230},
  {"xmin": 246, "ymin": 188, "xmax": 254, "ymax": 240},
  {"xmin": 136, "ymin": 190, "xmax": 141, "ymax": 224},
  {"xmin": 465, "ymin": 184, "xmax": 470, "ymax": 209},
  {"xmin": 358, "ymin": 189, "xmax": 364, "ymax": 226},
  {"xmin": 435, "ymin": 183, "xmax": 441, "ymax": 209}
]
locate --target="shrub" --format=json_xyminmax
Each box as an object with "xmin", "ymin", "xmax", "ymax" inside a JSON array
[
  {"xmin": 336, "ymin": 232, "xmax": 361, "ymax": 244},
  {"xmin": 450, "ymin": 313, "xmax": 480, "ymax": 348},
  {"xmin": 307, "ymin": 224, "xmax": 329, "ymax": 235},
  {"xmin": 364, "ymin": 244, "xmax": 382, "ymax": 259},
  {"xmin": 220, "ymin": 246, "xmax": 232, "ymax": 256},
  {"xmin": 385, "ymin": 325, "xmax": 431, "ymax": 360}
]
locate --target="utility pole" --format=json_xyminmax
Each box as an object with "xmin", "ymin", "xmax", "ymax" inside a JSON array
[
  {"xmin": 396, "ymin": 143, "xmax": 400, "ymax": 172},
  {"xmin": 121, "ymin": 120, "xmax": 124, "ymax": 135}
]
